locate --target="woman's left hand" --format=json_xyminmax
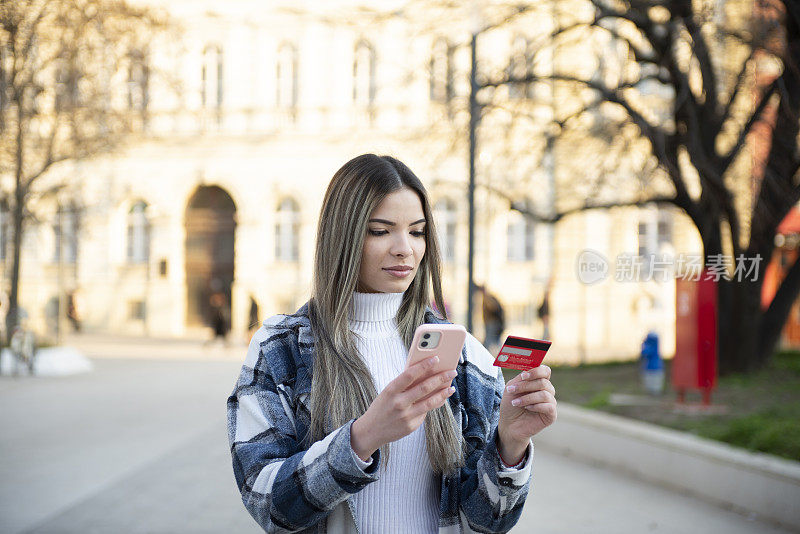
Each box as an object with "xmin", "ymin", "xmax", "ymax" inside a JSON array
[{"xmin": 497, "ymin": 365, "xmax": 557, "ymax": 464}]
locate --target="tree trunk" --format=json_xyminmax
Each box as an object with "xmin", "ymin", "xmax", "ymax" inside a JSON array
[
  {"xmin": 6, "ymin": 100, "xmax": 25, "ymax": 346},
  {"xmin": 5, "ymin": 196, "xmax": 23, "ymax": 346},
  {"xmin": 748, "ymin": 0, "xmax": 800, "ymax": 368},
  {"xmin": 721, "ymin": 278, "xmax": 764, "ymax": 375},
  {"xmin": 716, "ymin": 274, "xmax": 737, "ymax": 375},
  {"xmin": 760, "ymin": 252, "xmax": 800, "ymax": 361}
]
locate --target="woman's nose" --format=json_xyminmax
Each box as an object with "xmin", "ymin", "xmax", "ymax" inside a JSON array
[{"xmin": 390, "ymin": 233, "xmax": 414, "ymax": 256}]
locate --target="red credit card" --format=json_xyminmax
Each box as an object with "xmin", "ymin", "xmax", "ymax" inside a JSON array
[{"xmin": 493, "ymin": 335, "xmax": 551, "ymax": 371}]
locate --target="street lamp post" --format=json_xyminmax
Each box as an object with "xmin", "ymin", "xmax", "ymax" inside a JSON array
[{"xmin": 467, "ymin": 30, "xmax": 479, "ymax": 333}]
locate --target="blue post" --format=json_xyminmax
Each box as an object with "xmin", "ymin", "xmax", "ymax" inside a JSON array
[{"xmin": 640, "ymin": 331, "xmax": 664, "ymax": 395}]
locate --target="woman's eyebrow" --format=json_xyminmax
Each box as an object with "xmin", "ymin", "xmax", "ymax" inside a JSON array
[{"xmin": 368, "ymin": 218, "xmax": 426, "ymax": 226}]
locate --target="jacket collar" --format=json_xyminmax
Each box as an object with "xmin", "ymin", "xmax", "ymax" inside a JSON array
[{"xmin": 288, "ymin": 300, "xmax": 453, "ymax": 398}]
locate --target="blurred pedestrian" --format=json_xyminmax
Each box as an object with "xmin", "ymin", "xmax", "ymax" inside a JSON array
[
  {"xmin": 538, "ymin": 281, "xmax": 551, "ymax": 340},
  {"xmin": 227, "ymin": 154, "xmax": 556, "ymax": 533},
  {"xmin": 66, "ymin": 291, "xmax": 82, "ymax": 333},
  {"xmin": 476, "ymin": 284, "xmax": 505, "ymax": 354},
  {"xmin": 247, "ymin": 294, "xmax": 259, "ymax": 339},
  {"xmin": 205, "ymin": 290, "xmax": 230, "ymax": 347}
]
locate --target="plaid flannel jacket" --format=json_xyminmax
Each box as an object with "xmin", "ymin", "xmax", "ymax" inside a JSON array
[{"xmin": 227, "ymin": 301, "xmax": 533, "ymax": 533}]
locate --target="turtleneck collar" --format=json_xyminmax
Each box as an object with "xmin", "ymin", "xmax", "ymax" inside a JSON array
[{"xmin": 349, "ymin": 291, "xmax": 405, "ymax": 324}]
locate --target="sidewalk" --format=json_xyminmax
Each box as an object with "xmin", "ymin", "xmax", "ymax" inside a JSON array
[
  {"xmin": 0, "ymin": 335, "xmax": 795, "ymax": 533},
  {"xmin": 59, "ymin": 331, "xmax": 248, "ymax": 361},
  {"xmin": 534, "ymin": 403, "xmax": 800, "ymax": 532}
]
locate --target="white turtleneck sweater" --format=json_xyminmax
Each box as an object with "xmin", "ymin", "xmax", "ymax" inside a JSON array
[{"xmin": 347, "ymin": 291, "xmax": 439, "ymax": 534}]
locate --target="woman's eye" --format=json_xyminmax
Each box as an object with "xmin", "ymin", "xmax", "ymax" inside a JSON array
[{"xmin": 369, "ymin": 230, "xmax": 425, "ymax": 237}]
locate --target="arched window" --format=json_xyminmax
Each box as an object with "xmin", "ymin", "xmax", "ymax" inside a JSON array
[
  {"xmin": 507, "ymin": 211, "xmax": 535, "ymax": 262},
  {"xmin": 353, "ymin": 40, "xmax": 375, "ymax": 107},
  {"xmin": 276, "ymin": 42, "xmax": 298, "ymax": 111},
  {"xmin": 434, "ymin": 199, "xmax": 457, "ymax": 263},
  {"xmin": 201, "ymin": 45, "xmax": 223, "ymax": 111},
  {"xmin": 429, "ymin": 38, "xmax": 452, "ymax": 103},
  {"xmin": 53, "ymin": 203, "xmax": 79, "ymax": 264},
  {"xmin": 127, "ymin": 201, "xmax": 150, "ymax": 264},
  {"xmin": 275, "ymin": 198, "xmax": 300, "ymax": 262}
]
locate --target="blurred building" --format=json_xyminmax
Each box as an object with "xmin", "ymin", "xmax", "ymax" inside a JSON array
[
  {"xmin": 762, "ymin": 209, "xmax": 800, "ymax": 347},
  {"xmin": 0, "ymin": 0, "xmax": 708, "ymax": 362}
]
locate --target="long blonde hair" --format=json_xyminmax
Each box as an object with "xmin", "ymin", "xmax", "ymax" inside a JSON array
[{"xmin": 307, "ymin": 154, "xmax": 463, "ymax": 474}]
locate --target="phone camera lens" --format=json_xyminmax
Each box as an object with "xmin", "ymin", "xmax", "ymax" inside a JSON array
[
  {"xmin": 421, "ymin": 341, "xmax": 428, "ymax": 347},
  {"xmin": 423, "ymin": 333, "xmax": 431, "ymax": 339}
]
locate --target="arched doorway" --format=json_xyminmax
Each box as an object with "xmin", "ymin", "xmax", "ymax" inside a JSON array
[{"xmin": 184, "ymin": 185, "xmax": 236, "ymax": 329}]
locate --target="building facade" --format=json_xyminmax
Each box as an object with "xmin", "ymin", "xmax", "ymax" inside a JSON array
[{"xmin": 0, "ymin": 0, "xmax": 704, "ymax": 362}]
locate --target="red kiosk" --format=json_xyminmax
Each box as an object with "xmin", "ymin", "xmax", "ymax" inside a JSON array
[{"xmin": 673, "ymin": 273, "xmax": 717, "ymax": 404}]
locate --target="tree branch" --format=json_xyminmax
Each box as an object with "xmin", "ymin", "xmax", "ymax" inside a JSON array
[
  {"xmin": 721, "ymin": 77, "xmax": 779, "ymax": 173},
  {"xmin": 506, "ymin": 193, "xmax": 680, "ymax": 224},
  {"xmin": 719, "ymin": 47, "xmax": 758, "ymax": 129},
  {"xmin": 593, "ymin": 18, "xmax": 659, "ymax": 66},
  {"xmin": 589, "ymin": 0, "xmax": 669, "ymax": 54},
  {"xmin": 478, "ymin": 3, "xmax": 535, "ymax": 34},
  {"xmin": 683, "ymin": 13, "xmax": 718, "ymax": 116}
]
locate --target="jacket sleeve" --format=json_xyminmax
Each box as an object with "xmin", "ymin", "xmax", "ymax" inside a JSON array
[
  {"xmin": 227, "ymin": 321, "xmax": 381, "ymax": 533},
  {"xmin": 458, "ymin": 334, "xmax": 533, "ymax": 533}
]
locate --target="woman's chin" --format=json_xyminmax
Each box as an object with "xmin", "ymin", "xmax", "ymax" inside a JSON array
[
  {"xmin": 379, "ymin": 279, "xmax": 413, "ymax": 293},
  {"xmin": 383, "ymin": 283, "xmax": 411, "ymax": 293}
]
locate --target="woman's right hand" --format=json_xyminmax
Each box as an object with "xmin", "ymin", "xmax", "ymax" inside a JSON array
[{"xmin": 350, "ymin": 356, "xmax": 457, "ymax": 462}]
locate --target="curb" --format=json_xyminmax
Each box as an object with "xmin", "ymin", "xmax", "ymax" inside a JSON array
[{"xmin": 533, "ymin": 403, "xmax": 800, "ymax": 531}]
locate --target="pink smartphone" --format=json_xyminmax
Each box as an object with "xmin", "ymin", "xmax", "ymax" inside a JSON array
[{"xmin": 405, "ymin": 324, "xmax": 467, "ymax": 381}]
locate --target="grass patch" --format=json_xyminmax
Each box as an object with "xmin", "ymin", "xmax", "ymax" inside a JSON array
[
  {"xmin": 585, "ymin": 390, "xmax": 612, "ymax": 409},
  {"xmin": 710, "ymin": 413, "xmax": 800, "ymax": 459},
  {"xmin": 509, "ymin": 352, "xmax": 800, "ymax": 462}
]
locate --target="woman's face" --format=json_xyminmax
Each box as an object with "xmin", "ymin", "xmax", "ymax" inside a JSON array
[{"xmin": 357, "ymin": 187, "xmax": 427, "ymax": 294}]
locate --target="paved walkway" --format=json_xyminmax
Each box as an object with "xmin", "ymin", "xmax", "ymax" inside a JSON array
[{"xmin": 0, "ymin": 334, "xmax": 793, "ymax": 533}]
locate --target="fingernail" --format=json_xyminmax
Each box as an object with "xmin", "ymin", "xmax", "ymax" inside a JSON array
[
  {"xmin": 449, "ymin": 386, "xmax": 456, "ymax": 394},
  {"xmin": 448, "ymin": 370, "xmax": 458, "ymax": 378},
  {"xmin": 506, "ymin": 385, "xmax": 517, "ymax": 393},
  {"xmin": 428, "ymin": 356, "xmax": 439, "ymax": 365},
  {"xmin": 521, "ymin": 372, "xmax": 530, "ymax": 380},
  {"xmin": 512, "ymin": 399, "xmax": 521, "ymax": 406}
]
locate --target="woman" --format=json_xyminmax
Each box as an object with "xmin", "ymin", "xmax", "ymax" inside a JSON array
[{"xmin": 227, "ymin": 154, "xmax": 557, "ymax": 533}]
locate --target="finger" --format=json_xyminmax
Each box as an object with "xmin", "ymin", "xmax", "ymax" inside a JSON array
[
  {"xmin": 504, "ymin": 369, "xmax": 535, "ymax": 388},
  {"xmin": 402, "ymin": 369, "xmax": 457, "ymax": 405},
  {"xmin": 505, "ymin": 372, "xmax": 527, "ymax": 387},
  {"xmin": 510, "ymin": 390, "xmax": 556, "ymax": 408},
  {"xmin": 518, "ymin": 365, "xmax": 551, "ymax": 381},
  {"xmin": 391, "ymin": 356, "xmax": 439, "ymax": 393},
  {"xmin": 524, "ymin": 402, "xmax": 558, "ymax": 419},
  {"xmin": 409, "ymin": 385, "xmax": 455, "ymax": 418},
  {"xmin": 506, "ymin": 378, "xmax": 555, "ymax": 397}
]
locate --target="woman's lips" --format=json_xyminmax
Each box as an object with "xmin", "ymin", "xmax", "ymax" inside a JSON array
[{"xmin": 383, "ymin": 268, "xmax": 412, "ymax": 278}]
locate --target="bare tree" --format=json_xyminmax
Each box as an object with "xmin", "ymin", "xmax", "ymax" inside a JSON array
[
  {"xmin": 475, "ymin": 0, "xmax": 800, "ymax": 373},
  {"xmin": 0, "ymin": 0, "xmax": 167, "ymax": 342},
  {"xmin": 263, "ymin": 0, "xmax": 798, "ymax": 373}
]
